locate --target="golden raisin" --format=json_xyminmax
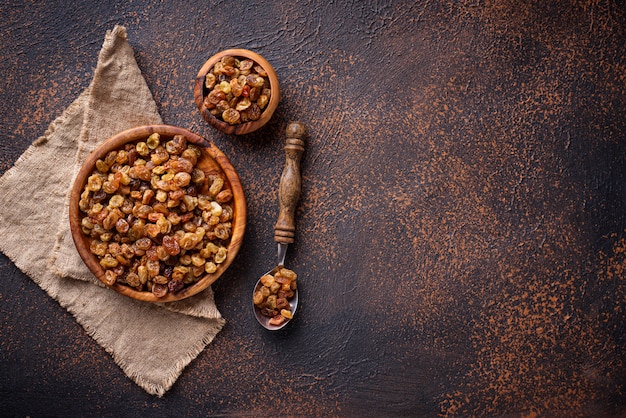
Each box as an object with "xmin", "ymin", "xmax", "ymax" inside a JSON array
[
  {"xmin": 216, "ymin": 189, "xmax": 233, "ymax": 204},
  {"xmin": 204, "ymin": 262, "xmax": 217, "ymax": 274},
  {"xmin": 214, "ymin": 247, "xmax": 227, "ymax": 264},
  {"xmin": 222, "ymin": 108, "xmax": 241, "ymax": 125},
  {"xmin": 207, "ymin": 89, "xmax": 226, "ymax": 105},
  {"xmin": 253, "ymin": 290, "xmax": 265, "ymax": 306},
  {"xmin": 100, "ymin": 254, "xmax": 118, "ymax": 269},
  {"xmin": 103, "ymin": 270, "xmax": 117, "ymax": 286},
  {"xmin": 257, "ymin": 94, "xmax": 269, "ymax": 110},
  {"xmin": 209, "ymin": 177, "xmax": 224, "ymax": 196},
  {"xmin": 246, "ymin": 74, "xmax": 265, "ymax": 88},
  {"xmin": 239, "ymin": 59, "xmax": 253, "ymax": 72},
  {"xmin": 146, "ymin": 133, "xmax": 160, "ymax": 149},
  {"xmin": 205, "ymin": 73, "xmax": 216, "ymax": 89},
  {"xmin": 254, "ymin": 65, "xmax": 268, "ymax": 77},
  {"xmin": 115, "ymin": 218, "xmax": 129, "ymax": 234},
  {"xmin": 221, "ymin": 55, "xmax": 236, "ymax": 67},
  {"xmin": 136, "ymin": 142, "xmax": 149, "ymax": 156},
  {"xmin": 235, "ymin": 97, "xmax": 251, "ymax": 111},
  {"xmin": 162, "ymin": 235, "xmax": 180, "ymax": 255},
  {"xmin": 165, "ymin": 135, "xmax": 186, "ymax": 155}
]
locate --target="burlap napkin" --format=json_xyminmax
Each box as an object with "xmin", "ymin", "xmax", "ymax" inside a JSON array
[{"xmin": 0, "ymin": 25, "xmax": 225, "ymax": 397}]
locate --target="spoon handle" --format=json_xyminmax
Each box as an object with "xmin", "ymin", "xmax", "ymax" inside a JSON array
[{"xmin": 274, "ymin": 122, "xmax": 306, "ymax": 244}]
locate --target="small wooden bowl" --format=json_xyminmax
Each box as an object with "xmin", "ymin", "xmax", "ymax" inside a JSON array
[
  {"xmin": 194, "ymin": 49, "xmax": 280, "ymax": 135},
  {"xmin": 69, "ymin": 125, "xmax": 246, "ymax": 303}
]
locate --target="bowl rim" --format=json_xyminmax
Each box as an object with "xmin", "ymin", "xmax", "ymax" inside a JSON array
[
  {"xmin": 194, "ymin": 48, "xmax": 280, "ymax": 135},
  {"xmin": 69, "ymin": 124, "xmax": 247, "ymax": 303}
]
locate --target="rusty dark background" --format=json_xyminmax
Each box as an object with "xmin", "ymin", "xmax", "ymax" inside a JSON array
[{"xmin": 1, "ymin": 1, "xmax": 625, "ymax": 416}]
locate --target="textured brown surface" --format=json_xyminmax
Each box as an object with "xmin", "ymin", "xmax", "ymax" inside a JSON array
[{"xmin": 1, "ymin": 1, "xmax": 625, "ymax": 416}]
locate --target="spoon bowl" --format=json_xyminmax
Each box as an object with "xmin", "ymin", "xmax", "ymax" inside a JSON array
[{"xmin": 252, "ymin": 244, "xmax": 299, "ymax": 330}]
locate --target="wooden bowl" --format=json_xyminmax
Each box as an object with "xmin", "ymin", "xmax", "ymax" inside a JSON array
[
  {"xmin": 194, "ymin": 49, "xmax": 280, "ymax": 135},
  {"xmin": 69, "ymin": 125, "xmax": 246, "ymax": 303}
]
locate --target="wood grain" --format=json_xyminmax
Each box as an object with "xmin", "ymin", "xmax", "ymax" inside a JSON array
[{"xmin": 274, "ymin": 121, "xmax": 305, "ymax": 244}]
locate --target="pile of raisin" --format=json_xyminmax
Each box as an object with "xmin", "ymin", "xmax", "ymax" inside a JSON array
[
  {"xmin": 253, "ymin": 267, "xmax": 297, "ymax": 326},
  {"xmin": 203, "ymin": 55, "xmax": 272, "ymax": 125},
  {"xmin": 78, "ymin": 133, "xmax": 233, "ymax": 297}
]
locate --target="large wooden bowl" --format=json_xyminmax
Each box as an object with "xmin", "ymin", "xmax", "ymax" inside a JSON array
[
  {"xmin": 69, "ymin": 125, "xmax": 246, "ymax": 302},
  {"xmin": 194, "ymin": 49, "xmax": 280, "ymax": 135}
]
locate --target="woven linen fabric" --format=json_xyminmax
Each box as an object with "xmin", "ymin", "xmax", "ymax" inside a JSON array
[{"xmin": 0, "ymin": 25, "xmax": 225, "ymax": 397}]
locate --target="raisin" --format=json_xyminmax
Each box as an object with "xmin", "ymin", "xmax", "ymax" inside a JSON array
[
  {"xmin": 162, "ymin": 235, "xmax": 181, "ymax": 255},
  {"xmin": 170, "ymin": 158, "xmax": 194, "ymax": 174},
  {"xmin": 239, "ymin": 59, "xmax": 253, "ymax": 72},
  {"xmin": 249, "ymin": 87, "xmax": 260, "ymax": 102},
  {"xmin": 216, "ymin": 189, "xmax": 233, "ymax": 204},
  {"xmin": 247, "ymin": 103, "xmax": 261, "ymax": 121},
  {"xmin": 207, "ymin": 89, "xmax": 226, "ymax": 105},
  {"xmin": 222, "ymin": 108, "xmax": 241, "ymax": 125},
  {"xmin": 221, "ymin": 55, "xmax": 236, "ymax": 67},
  {"xmin": 92, "ymin": 190, "xmax": 107, "ymax": 203},
  {"xmin": 152, "ymin": 283, "xmax": 168, "ymax": 297},
  {"xmin": 165, "ymin": 135, "xmax": 187, "ymax": 155},
  {"xmin": 127, "ymin": 147, "xmax": 138, "ymax": 166},
  {"xmin": 115, "ymin": 218, "xmax": 130, "ymax": 234},
  {"xmin": 163, "ymin": 265, "xmax": 174, "ymax": 280},
  {"xmin": 168, "ymin": 279, "xmax": 185, "ymax": 293},
  {"xmin": 269, "ymin": 315, "xmax": 286, "ymax": 326}
]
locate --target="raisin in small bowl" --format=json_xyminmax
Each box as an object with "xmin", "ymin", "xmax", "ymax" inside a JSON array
[
  {"xmin": 194, "ymin": 49, "xmax": 280, "ymax": 135},
  {"xmin": 69, "ymin": 125, "xmax": 246, "ymax": 303}
]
